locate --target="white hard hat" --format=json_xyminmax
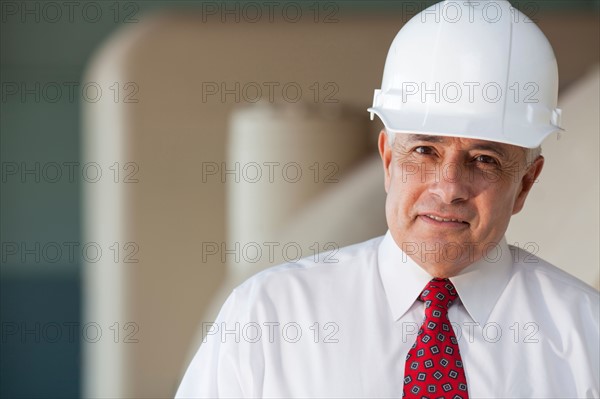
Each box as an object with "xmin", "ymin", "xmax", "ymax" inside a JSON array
[{"xmin": 368, "ymin": 0, "xmax": 563, "ymax": 148}]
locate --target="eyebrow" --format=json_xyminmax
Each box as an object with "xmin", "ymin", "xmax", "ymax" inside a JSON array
[
  {"xmin": 403, "ymin": 134, "xmax": 508, "ymax": 159},
  {"xmin": 469, "ymin": 143, "xmax": 508, "ymax": 159}
]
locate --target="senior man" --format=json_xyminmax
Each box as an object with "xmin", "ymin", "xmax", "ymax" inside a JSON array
[{"xmin": 176, "ymin": 1, "xmax": 599, "ymax": 397}]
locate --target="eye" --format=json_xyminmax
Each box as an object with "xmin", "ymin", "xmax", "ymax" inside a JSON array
[
  {"xmin": 414, "ymin": 146, "xmax": 435, "ymax": 155},
  {"xmin": 473, "ymin": 154, "xmax": 499, "ymax": 165}
]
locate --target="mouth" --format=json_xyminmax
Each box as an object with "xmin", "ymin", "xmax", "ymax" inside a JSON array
[{"xmin": 420, "ymin": 214, "xmax": 470, "ymax": 226}]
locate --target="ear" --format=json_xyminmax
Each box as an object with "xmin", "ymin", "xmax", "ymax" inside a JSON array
[
  {"xmin": 512, "ymin": 155, "xmax": 544, "ymax": 215},
  {"xmin": 378, "ymin": 130, "xmax": 392, "ymax": 193}
]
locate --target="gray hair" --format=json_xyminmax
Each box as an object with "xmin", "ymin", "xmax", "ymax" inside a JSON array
[{"xmin": 525, "ymin": 146, "xmax": 542, "ymax": 167}]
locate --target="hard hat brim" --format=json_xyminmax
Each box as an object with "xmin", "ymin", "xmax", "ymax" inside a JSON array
[{"xmin": 368, "ymin": 107, "xmax": 563, "ymax": 149}]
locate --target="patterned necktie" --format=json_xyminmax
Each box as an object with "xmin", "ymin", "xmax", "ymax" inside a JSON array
[{"xmin": 403, "ymin": 278, "xmax": 469, "ymax": 398}]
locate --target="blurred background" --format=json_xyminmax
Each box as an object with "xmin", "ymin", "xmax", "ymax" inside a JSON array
[{"xmin": 1, "ymin": 0, "xmax": 599, "ymax": 397}]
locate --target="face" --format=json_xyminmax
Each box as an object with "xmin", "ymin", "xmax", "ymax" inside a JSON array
[{"xmin": 378, "ymin": 131, "xmax": 544, "ymax": 278}]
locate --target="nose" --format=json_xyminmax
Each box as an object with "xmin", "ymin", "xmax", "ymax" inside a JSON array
[{"xmin": 428, "ymin": 162, "xmax": 471, "ymax": 204}]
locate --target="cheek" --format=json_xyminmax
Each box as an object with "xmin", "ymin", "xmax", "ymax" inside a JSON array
[
  {"xmin": 474, "ymin": 183, "xmax": 519, "ymax": 229},
  {"xmin": 386, "ymin": 172, "xmax": 423, "ymax": 218}
]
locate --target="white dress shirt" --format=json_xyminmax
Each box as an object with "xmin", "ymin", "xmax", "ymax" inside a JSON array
[{"xmin": 176, "ymin": 231, "xmax": 600, "ymax": 398}]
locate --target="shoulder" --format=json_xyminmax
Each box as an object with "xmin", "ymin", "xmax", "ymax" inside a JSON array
[
  {"xmin": 236, "ymin": 235, "xmax": 384, "ymax": 290},
  {"xmin": 229, "ymin": 235, "xmax": 384, "ymax": 311},
  {"xmin": 509, "ymin": 244, "xmax": 599, "ymax": 315},
  {"xmin": 506, "ymin": 245, "xmax": 599, "ymax": 387}
]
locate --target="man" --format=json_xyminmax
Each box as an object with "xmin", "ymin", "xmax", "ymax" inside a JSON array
[{"xmin": 176, "ymin": 1, "xmax": 599, "ymax": 397}]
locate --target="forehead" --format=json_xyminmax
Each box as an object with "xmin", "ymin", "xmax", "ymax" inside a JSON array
[{"xmin": 395, "ymin": 133, "xmax": 525, "ymax": 159}]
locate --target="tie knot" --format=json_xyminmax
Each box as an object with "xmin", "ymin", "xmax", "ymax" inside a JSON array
[{"xmin": 420, "ymin": 278, "xmax": 458, "ymax": 310}]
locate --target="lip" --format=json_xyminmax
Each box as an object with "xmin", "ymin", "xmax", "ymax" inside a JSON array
[{"xmin": 418, "ymin": 213, "xmax": 470, "ymax": 227}]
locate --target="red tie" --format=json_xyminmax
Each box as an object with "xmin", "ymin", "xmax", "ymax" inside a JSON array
[{"xmin": 403, "ymin": 278, "xmax": 469, "ymax": 398}]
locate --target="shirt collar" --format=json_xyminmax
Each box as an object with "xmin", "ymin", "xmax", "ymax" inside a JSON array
[{"xmin": 377, "ymin": 230, "xmax": 513, "ymax": 325}]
